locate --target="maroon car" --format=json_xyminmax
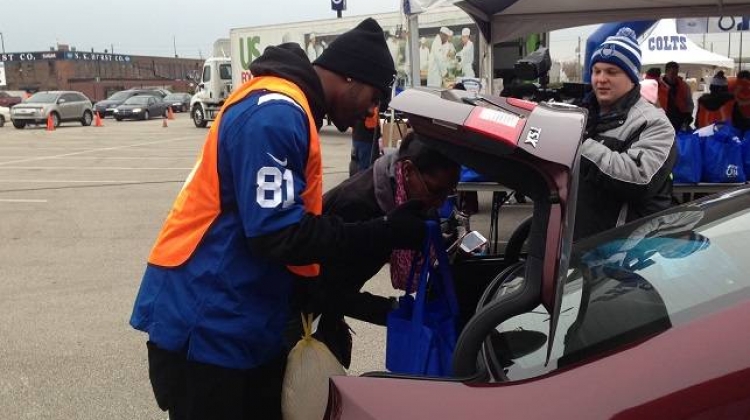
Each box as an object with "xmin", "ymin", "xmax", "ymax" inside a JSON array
[
  {"xmin": 0, "ymin": 91, "xmax": 22, "ymax": 108},
  {"xmin": 323, "ymin": 85, "xmax": 750, "ymax": 418}
]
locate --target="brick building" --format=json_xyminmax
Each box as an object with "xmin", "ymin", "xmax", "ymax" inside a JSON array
[{"xmin": 0, "ymin": 49, "xmax": 204, "ymax": 101}]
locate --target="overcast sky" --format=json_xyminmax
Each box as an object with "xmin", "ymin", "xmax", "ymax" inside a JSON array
[
  {"xmin": 0, "ymin": 0, "xmax": 401, "ymax": 58},
  {"xmin": 1, "ymin": 1, "xmax": 747, "ymax": 65}
]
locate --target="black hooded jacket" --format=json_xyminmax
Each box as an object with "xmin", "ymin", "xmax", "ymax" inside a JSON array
[
  {"xmin": 245, "ymin": 44, "xmax": 415, "ymax": 270},
  {"xmin": 249, "ymin": 43, "xmax": 327, "ymax": 130}
]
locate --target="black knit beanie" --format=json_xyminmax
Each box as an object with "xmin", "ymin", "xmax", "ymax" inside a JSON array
[{"xmin": 313, "ymin": 18, "xmax": 396, "ymax": 97}]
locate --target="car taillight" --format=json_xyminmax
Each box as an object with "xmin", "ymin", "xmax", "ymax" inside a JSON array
[{"xmin": 464, "ymin": 106, "xmax": 527, "ymax": 149}]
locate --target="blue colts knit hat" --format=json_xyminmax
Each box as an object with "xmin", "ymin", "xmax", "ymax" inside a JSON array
[{"xmin": 590, "ymin": 27, "xmax": 642, "ymax": 84}]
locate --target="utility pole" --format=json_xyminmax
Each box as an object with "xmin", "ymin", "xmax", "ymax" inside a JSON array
[
  {"xmin": 0, "ymin": 32, "xmax": 5, "ymax": 54},
  {"xmin": 173, "ymin": 36, "xmax": 178, "ymax": 58}
]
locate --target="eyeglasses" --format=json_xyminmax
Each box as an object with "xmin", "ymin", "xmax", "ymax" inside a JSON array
[{"xmin": 413, "ymin": 167, "xmax": 457, "ymax": 200}]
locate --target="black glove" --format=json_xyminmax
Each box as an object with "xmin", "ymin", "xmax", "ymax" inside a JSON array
[
  {"xmin": 384, "ymin": 200, "xmax": 428, "ymax": 250},
  {"xmin": 313, "ymin": 313, "xmax": 353, "ymax": 369}
]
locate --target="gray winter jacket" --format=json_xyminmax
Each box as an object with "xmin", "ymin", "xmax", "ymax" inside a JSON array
[{"xmin": 575, "ymin": 86, "xmax": 677, "ymax": 241}]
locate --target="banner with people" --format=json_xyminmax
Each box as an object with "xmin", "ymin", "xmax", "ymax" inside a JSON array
[{"xmin": 301, "ymin": 21, "xmax": 479, "ymax": 89}]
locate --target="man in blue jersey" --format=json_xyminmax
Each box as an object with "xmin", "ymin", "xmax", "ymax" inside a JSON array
[{"xmin": 130, "ymin": 18, "xmax": 427, "ymax": 420}]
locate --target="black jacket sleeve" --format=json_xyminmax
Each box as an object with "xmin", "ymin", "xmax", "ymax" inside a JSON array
[{"xmin": 248, "ymin": 213, "xmax": 392, "ymax": 266}]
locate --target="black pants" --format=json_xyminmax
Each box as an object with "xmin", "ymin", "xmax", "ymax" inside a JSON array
[{"xmin": 146, "ymin": 341, "xmax": 285, "ymax": 420}]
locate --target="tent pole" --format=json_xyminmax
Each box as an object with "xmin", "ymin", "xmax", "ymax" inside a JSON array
[
  {"xmin": 728, "ymin": 32, "xmax": 732, "ymax": 63},
  {"xmin": 407, "ymin": 14, "xmax": 421, "ymax": 88},
  {"xmin": 740, "ymin": 31, "xmax": 744, "ymax": 73}
]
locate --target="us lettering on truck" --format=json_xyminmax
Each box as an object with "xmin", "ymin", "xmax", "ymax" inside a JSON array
[{"xmin": 240, "ymin": 36, "xmax": 262, "ymax": 71}]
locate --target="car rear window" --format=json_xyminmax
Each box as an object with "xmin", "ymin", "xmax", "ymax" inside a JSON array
[
  {"xmin": 123, "ymin": 96, "xmax": 152, "ymax": 105},
  {"xmin": 492, "ymin": 199, "xmax": 750, "ymax": 381},
  {"xmin": 108, "ymin": 92, "xmax": 131, "ymax": 101}
]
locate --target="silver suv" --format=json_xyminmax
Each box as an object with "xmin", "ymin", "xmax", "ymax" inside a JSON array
[{"xmin": 11, "ymin": 91, "xmax": 94, "ymax": 129}]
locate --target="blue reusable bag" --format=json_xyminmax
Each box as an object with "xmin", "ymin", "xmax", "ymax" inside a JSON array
[
  {"xmin": 742, "ymin": 131, "xmax": 750, "ymax": 178},
  {"xmin": 460, "ymin": 166, "xmax": 488, "ymax": 182},
  {"xmin": 701, "ymin": 124, "xmax": 746, "ymax": 183},
  {"xmin": 672, "ymin": 130, "xmax": 702, "ymax": 184},
  {"xmin": 385, "ymin": 221, "xmax": 459, "ymax": 377}
]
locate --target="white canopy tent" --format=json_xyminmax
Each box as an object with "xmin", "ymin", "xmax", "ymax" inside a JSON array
[
  {"xmin": 452, "ymin": 0, "xmax": 750, "ymax": 44},
  {"xmin": 640, "ymin": 19, "xmax": 734, "ymax": 69},
  {"xmin": 403, "ymin": 0, "xmax": 750, "ymax": 87}
]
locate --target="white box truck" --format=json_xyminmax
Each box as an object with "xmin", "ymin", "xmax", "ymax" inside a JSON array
[{"xmin": 191, "ymin": 7, "xmax": 475, "ymax": 128}]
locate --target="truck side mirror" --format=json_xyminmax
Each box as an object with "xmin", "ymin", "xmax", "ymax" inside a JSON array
[{"xmin": 197, "ymin": 83, "xmax": 205, "ymax": 92}]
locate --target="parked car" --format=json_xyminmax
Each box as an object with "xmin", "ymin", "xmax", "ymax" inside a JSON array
[
  {"xmin": 0, "ymin": 91, "xmax": 23, "ymax": 108},
  {"xmin": 93, "ymin": 90, "xmax": 159, "ymax": 118},
  {"xmin": 10, "ymin": 91, "xmax": 93, "ymax": 129},
  {"xmin": 0, "ymin": 106, "xmax": 10, "ymax": 127},
  {"xmin": 113, "ymin": 95, "xmax": 168, "ymax": 121},
  {"xmin": 324, "ymin": 81, "xmax": 750, "ymax": 418},
  {"xmin": 162, "ymin": 92, "xmax": 191, "ymax": 112},
  {"xmin": 128, "ymin": 87, "xmax": 170, "ymax": 98}
]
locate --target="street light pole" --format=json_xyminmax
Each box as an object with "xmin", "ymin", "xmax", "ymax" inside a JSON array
[{"xmin": 0, "ymin": 32, "xmax": 5, "ymax": 54}]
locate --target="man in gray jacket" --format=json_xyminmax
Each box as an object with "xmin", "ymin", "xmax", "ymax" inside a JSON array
[{"xmin": 575, "ymin": 27, "xmax": 676, "ymax": 241}]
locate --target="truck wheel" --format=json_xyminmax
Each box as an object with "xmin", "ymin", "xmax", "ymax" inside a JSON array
[
  {"xmin": 192, "ymin": 106, "xmax": 208, "ymax": 128},
  {"xmin": 13, "ymin": 120, "xmax": 26, "ymax": 129},
  {"xmin": 0, "ymin": 115, "xmax": 4, "ymax": 127}
]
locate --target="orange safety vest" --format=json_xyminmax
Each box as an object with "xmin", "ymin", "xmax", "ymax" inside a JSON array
[
  {"xmin": 696, "ymin": 99, "xmax": 735, "ymax": 128},
  {"xmin": 364, "ymin": 106, "xmax": 379, "ymax": 130},
  {"xmin": 148, "ymin": 76, "xmax": 322, "ymax": 277},
  {"xmin": 735, "ymin": 79, "xmax": 750, "ymax": 118},
  {"xmin": 656, "ymin": 80, "xmax": 669, "ymax": 110},
  {"xmin": 660, "ymin": 77, "xmax": 691, "ymax": 113}
]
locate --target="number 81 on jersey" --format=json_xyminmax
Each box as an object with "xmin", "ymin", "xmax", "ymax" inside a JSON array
[{"xmin": 256, "ymin": 166, "xmax": 295, "ymax": 208}]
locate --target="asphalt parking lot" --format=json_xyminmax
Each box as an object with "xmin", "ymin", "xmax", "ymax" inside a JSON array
[{"xmin": 0, "ymin": 114, "xmax": 530, "ymax": 419}]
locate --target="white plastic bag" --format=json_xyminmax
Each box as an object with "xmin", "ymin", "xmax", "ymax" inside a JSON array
[{"xmin": 282, "ymin": 313, "xmax": 346, "ymax": 420}]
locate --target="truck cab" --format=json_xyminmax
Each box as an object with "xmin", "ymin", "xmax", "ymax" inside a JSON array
[{"xmin": 190, "ymin": 57, "xmax": 232, "ymax": 128}]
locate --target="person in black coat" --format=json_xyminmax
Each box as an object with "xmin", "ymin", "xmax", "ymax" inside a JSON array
[{"xmin": 298, "ymin": 133, "xmax": 460, "ymax": 366}]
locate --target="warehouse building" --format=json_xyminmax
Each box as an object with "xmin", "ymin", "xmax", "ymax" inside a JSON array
[{"xmin": 0, "ymin": 46, "xmax": 203, "ymax": 101}]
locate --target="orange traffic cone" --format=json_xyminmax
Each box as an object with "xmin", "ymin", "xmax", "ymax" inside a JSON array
[
  {"xmin": 46, "ymin": 113, "xmax": 55, "ymax": 131},
  {"xmin": 162, "ymin": 116, "xmax": 168, "ymax": 128},
  {"xmin": 94, "ymin": 111, "xmax": 103, "ymax": 127},
  {"xmin": 167, "ymin": 106, "xmax": 175, "ymax": 120}
]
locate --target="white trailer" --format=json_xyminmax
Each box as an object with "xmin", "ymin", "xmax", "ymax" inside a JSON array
[{"xmin": 192, "ymin": 6, "xmax": 476, "ymax": 128}]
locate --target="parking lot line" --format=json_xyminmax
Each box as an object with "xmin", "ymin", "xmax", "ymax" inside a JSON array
[
  {"xmin": 0, "ymin": 198, "xmax": 48, "ymax": 203},
  {"xmin": 0, "ymin": 166, "xmax": 194, "ymax": 170},
  {"xmin": 0, "ymin": 179, "xmax": 148, "ymax": 183},
  {"xmin": 0, "ymin": 136, "xmax": 196, "ymax": 166},
  {"xmin": 0, "ymin": 156, "xmax": 194, "ymax": 160}
]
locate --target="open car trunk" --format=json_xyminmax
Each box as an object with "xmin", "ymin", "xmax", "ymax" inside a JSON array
[{"xmin": 388, "ymin": 88, "xmax": 586, "ymax": 376}]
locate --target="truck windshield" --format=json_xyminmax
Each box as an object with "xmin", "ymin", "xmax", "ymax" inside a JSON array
[{"xmin": 219, "ymin": 64, "xmax": 232, "ymax": 80}]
